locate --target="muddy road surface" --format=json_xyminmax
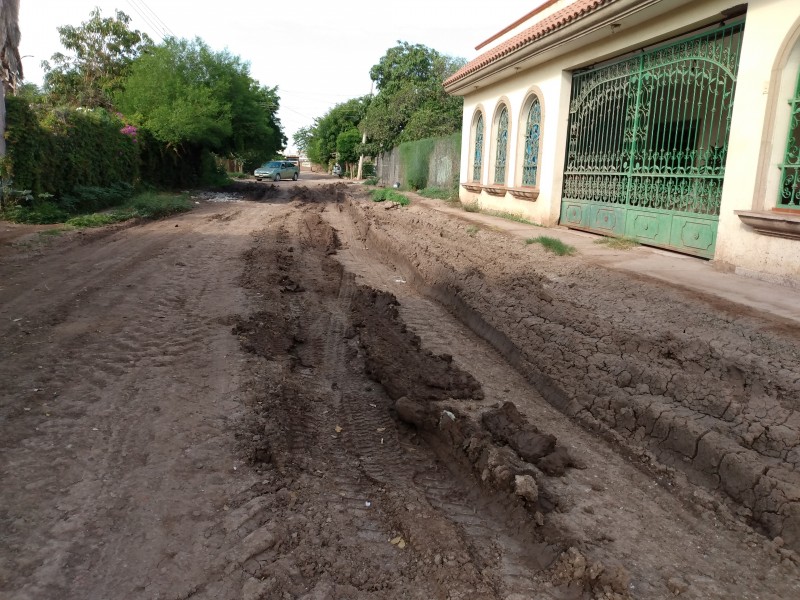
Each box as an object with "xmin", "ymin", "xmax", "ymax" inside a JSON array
[{"xmin": 1, "ymin": 178, "xmax": 798, "ymax": 600}]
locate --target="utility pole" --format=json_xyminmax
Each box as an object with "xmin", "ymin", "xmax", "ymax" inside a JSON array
[
  {"xmin": 356, "ymin": 81, "xmax": 374, "ymax": 180},
  {"xmin": 356, "ymin": 130, "xmax": 367, "ymax": 180}
]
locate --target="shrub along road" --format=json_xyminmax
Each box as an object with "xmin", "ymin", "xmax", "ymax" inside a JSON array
[{"xmin": 0, "ymin": 178, "xmax": 798, "ymax": 599}]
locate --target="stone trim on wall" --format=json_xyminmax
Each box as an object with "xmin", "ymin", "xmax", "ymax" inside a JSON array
[{"xmin": 735, "ymin": 210, "xmax": 800, "ymax": 240}]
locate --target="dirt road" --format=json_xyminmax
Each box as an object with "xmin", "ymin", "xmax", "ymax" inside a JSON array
[{"xmin": 1, "ymin": 178, "xmax": 798, "ymax": 599}]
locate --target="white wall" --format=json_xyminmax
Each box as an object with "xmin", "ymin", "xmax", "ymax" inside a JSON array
[
  {"xmin": 456, "ymin": 0, "xmax": 800, "ymax": 284},
  {"xmin": 714, "ymin": 2, "xmax": 800, "ymax": 285}
]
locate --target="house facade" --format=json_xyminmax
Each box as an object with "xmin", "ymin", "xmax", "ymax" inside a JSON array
[{"xmin": 444, "ymin": 0, "xmax": 800, "ymax": 286}]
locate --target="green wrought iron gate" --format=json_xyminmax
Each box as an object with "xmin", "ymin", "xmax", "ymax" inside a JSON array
[{"xmin": 559, "ymin": 22, "xmax": 745, "ymax": 258}]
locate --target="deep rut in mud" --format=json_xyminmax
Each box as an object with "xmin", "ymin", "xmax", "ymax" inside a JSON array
[
  {"xmin": 2, "ymin": 180, "xmax": 798, "ymax": 599},
  {"xmin": 230, "ymin": 197, "xmax": 595, "ymax": 599},
  {"xmin": 225, "ymin": 184, "xmax": 799, "ymax": 600}
]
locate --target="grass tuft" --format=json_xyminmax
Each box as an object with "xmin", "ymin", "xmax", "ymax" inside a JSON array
[
  {"xmin": 418, "ymin": 187, "xmax": 458, "ymax": 201},
  {"xmin": 481, "ymin": 209, "xmax": 535, "ymax": 225},
  {"xmin": 462, "ymin": 201, "xmax": 480, "ymax": 213},
  {"xmin": 370, "ymin": 188, "xmax": 410, "ymax": 206},
  {"xmin": 466, "ymin": 225, "xmax": 479, "ymax": 237},
  {"xmin": 66, "ymin": 212, "xmax": 131, "ymax": 228},
  {"xmin": 594, "ymin": 236, "xmax": 640, "ymax": 250},
  {"xmin": 64, "ymin": 193, "xmax": 191, "ymax": 228},
  {"xmin": 39, "ymin": 228, "xmax": 68, "ymax": 236},
  {"xmin": 525, "ymin": 236, "xmax": 577, "ymax": 256},
  {"xmin": 129, "ymin": 192, "xmax": 192, "ymax": 218},
  {"xmin": 363, "ymin": 176, "xmax": 380, "ymax": 186}
]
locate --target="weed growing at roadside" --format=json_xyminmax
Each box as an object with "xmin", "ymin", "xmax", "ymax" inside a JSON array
[
  {"xmin": 4, "ymin": 202, "xmax": 69, "ymax": 224},
  {"xmin": 364, "ymin": 176, "xmax": 379, "ymax": 186},
  {"xmin": 129, "ymin": 192, "xmax": 192, "ymax": 218},
  {"xmin": 39, "ymin": 228, "xmax": 68, "ymax": 236},
  {"xmin": 63, "ymin": 193, "xmax": 191, "ymax": 228},
  {"xmin": 66, "ymin": 212, "xmax": 131, "ymax": 228},
  {"xmin": 466, "ymin": 225, "xmax": 479, "ymax": 237},
  {"xmin": 463, "ymin": 201, "xmax": 480, "ymax": 212},
  {"xmin": 370, "ymin": 189, "xmax": 410, "ymax": 206},
  {"xmin": 418, "ymin": 187, "xmax": 458, "ymax": 201},
  {"xmin": 594, "ymin": 236, "xmax": 640, "ymax": 250},
  {"xmin": 481, "ymin": 209, "xmax": 535, "ymax": 225},
  {"xmin": 526, "ymin": 236, "xmax": 576, "ymax": 256}
]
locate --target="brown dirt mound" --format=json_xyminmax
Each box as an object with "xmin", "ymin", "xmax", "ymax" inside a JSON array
[
  {"xmin": 222, "ymin": 180, "xmax": 280, "ymax": 200},
  {"xmin": 351, "ymin": 286, "xmax": 484, "ymax": 402},
  {"xmin": 347, "ymin": 196, "xmax": 800, "ymax": 552},
  {"xmin": 291, "ymin": 183, "xmax": 349, "ymax": 203}
]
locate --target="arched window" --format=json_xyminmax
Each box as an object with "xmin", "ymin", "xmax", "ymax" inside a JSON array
[
  {"xmin": 778, "ymin": 66, "xmax": 800, "ymax": 209},
  {"xmin": 494, "ymin": 106, "xmax": 509, "ymax": 184},
  {"xmin": 522, "ymin": 97, "xmax": 542, "ymax": 186},
  {"xmin": 472, "ymin": 113, "xmax": 484, "ymax": 182}
]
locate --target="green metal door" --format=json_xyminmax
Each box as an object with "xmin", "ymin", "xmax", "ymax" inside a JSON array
[{"xmin": 559, "ymin": 22, "xmax": 745, "ymax": 258}]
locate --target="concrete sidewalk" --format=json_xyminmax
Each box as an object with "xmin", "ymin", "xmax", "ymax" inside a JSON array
[{"xmin": 407, "ymin": 194, "xmax": 800, "ymax": 325}]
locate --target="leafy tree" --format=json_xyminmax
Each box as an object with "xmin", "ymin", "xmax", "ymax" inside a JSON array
[
  {"xmin": 41, "ymin": 8, "xmax": 152, "ymax": 108},
  {"xmin": 336, "ymin": 127, "xmax": 362, "ymax": 176},
  {"xmin": 293, "ymin": 125, "xmax": 314, "ymax": 154},
  {"xmin": 117, "ymin": 37, "xmax": 285, "ymax": 167},
  {"xmin": 305, "ymin": 97, "xmax": 369, "ymax": 166},
  {"xmin": 362, "ymin": 42, "xmax": 465, "ymax": 152}
]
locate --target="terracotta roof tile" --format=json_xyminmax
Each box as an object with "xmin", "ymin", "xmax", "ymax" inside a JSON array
[{"xmin": 444, "ymin": 0, "xmax": 618, "ymax": 88}]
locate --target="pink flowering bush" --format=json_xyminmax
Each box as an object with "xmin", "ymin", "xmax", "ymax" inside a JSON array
[{"xmin": 120, "ymin": 124, "xmax": 138, "ymax": 144}]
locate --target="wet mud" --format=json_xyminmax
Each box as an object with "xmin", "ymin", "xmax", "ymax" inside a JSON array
[
  {"xmin": 3, "ymin": 181, "xmax": 798, "ymax": 599},
  {"xmin": 346, "ymin": 192, "xmax": 800, "ymax": 552},
  {"xmin": 229, "ymin": 190, "xmax": 635, "ymax": 598}
]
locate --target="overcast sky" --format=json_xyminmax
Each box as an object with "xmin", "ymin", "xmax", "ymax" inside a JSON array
[{"xmin": 19, "ymin": 1, "xmax": 539, "ymax": 154}]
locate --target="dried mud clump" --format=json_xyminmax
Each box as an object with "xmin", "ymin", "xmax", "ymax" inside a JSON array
[
  {"xmin": 232, "ymin": 310, "xmax": 297, "ymax": 360},
  {"xmin": 222, "ymin": 180, "xmax": 280, "ymax": 201},
  {"xmin": 483, "ymin": 402, "xmax": 584, "ymax": 476},
  {"xmin": 551, "ymin": 547, "xmax": 632, "ymax": 600},
  {"xmin": 291, "ymin": 183, "xmax": 349, "ymax": 204},
  {"xmin": 349, "ymin": 198, "xmax": 800, "ymax": 551},
  {"xmin": 351, "ymin": 286, "xmax": 483, "ymax": 402}
]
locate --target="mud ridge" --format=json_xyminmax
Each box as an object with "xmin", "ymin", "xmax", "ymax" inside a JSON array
[
  {"xmin": 349, "ymin": 284, "xmax": 630, "ymax": 598},
  {"xmin": 345, "ymin": 195, "xmax": 800, "ymax": 553},
  {"xmin": 221, "ymin": 180, "xmax": 281, "ymax": 201},
  {"xmin": 229, "ymin": 198, "xmax": 639, "ymax": 598}
]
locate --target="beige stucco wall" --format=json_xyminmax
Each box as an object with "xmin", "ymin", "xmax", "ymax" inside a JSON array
[
  {"xmin": 457, "ymin": 0, "xmax": 800, "ymax": 285},
  {"xmin": 714, "ymin": 2, "xmax": 800, "ymax": 286}
]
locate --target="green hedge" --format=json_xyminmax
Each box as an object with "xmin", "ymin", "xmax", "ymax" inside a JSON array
[
  {"xmin": 5, "ymin": 98, "xmax": 138, "ymax": 198},
  {"xmin": 3, "ymin": 98, "xmax": 221, "ymax": 209}
]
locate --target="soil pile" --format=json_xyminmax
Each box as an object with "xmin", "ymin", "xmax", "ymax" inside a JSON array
[{"xmin": 347, "ymin": 194, "xmax": 800, "ymax": 552}]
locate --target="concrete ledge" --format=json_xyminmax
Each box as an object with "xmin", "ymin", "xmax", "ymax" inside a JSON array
[
  {"xmin": 736, "ymin": 209, "xmax": 800, "ymax": 240},
  {"xmin": 461, "ymin": 183, "xmax": 483, "ymax": 193},
  {"xmin": 508, "ymin": 187, "xmax": 540, "ymax": 201},
  {"xmin": 483, "ymin": 185, "xmax": 507, "ymax": 197}
]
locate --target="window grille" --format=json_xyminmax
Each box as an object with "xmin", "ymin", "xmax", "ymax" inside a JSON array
[
  {"xmin": 472, "ymin": 114, "xmax": 484, "ymax": 182},
  {"xmin": 779, "ymin": 67, "xmax": 800, "ymax": 209},
  {"xmin": 494, "ymin": 106, "xmax": 508, "ymax": 184},
  {"xmin": 522, "ymin": 97, "xmax": 541, "ymax": 186}
]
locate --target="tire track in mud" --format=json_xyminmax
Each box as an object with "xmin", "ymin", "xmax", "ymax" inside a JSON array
[
  {"xmin": 0, "ymin": 203, "xmax": 265, "ymax": 599},
  {"xmin": 320, "ymin": 191, "xmax": 800, "ymax": 599},
  {"xmin": 231, "ymin": 196, "xmax": 574, "ymax": 599},
  {"xmin": 344, "ymin": 194, "xmax": 800, "ymax": 554},
  {"xmin": 324, "ymin": 202, "xmax": 616, "ymax": 597}
]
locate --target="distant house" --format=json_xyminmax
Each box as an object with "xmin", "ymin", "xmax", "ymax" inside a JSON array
[{"xmin": 445, "ymin": 0, "xmax": 800, "ymax": 286}]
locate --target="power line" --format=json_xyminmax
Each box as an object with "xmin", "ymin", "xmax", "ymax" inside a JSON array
[
  {"xmin": 126, "ymin": 0, "xmax": 170, "ymax": 42},
  {"xmin": 133, "ymin": 0, "xmax": 176, "ymax": 38}
]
